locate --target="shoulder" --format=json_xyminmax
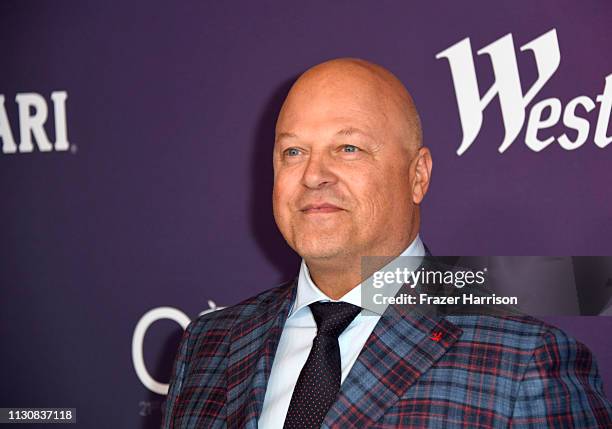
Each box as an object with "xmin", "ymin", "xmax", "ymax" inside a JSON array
[
  {"xmin": 445, "ymin": 312, "xmax": 597, "ymax": 382},
  {"xmin": 186, "ymin": 278, "xmax": 295, "ymax": 340},
  {"xmin": 171, "ymin": 278, "xmax": 295, "ymax": 373},
  {"xmin": 447, "ymin": 311, "xmax": 578, "ymax": 353},
  {"xmin": 423, "ymin": 257, "xmax": 582, "ymax": 356}
]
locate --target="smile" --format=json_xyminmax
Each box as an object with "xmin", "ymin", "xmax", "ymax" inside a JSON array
[{"xmin": 300, "ymin": 203, "xmax": 344, "ymax": 214}]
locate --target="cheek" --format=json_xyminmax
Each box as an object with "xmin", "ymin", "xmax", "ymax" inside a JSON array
[
  {"xmin": 273, "ymin": 173, "xmax": 297, "ymax": 217},
  {"xmin": 344, "ymin": 168, "xmax": 389, "ymax": 212},
  {"xmin": 344, "ymin": 165, "xmax": 410, "ymax": 222}
]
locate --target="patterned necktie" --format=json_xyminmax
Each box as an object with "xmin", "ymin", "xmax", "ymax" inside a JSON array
[{"xmin": 283, "ymin": 301, "xmax": 362, "ymax": 429}]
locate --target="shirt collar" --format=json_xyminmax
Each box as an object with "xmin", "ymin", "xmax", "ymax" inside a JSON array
[{"xmin": 289, "ymin": 234, "xmax": 425, "ymax": 318}]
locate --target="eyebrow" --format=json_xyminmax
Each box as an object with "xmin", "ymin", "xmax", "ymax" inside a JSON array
[
  {"xmin": 275, "ymin": 132, "xmax": 298, "ymax": 144},
  {"xmin": 335, "ymin": 126, "xmax": 371, "ymax": 139}
]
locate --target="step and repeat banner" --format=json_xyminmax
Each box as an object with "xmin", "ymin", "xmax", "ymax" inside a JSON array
[{"xmin": 1, "ymin": 1, "xmax": 611, "ymax": 427}]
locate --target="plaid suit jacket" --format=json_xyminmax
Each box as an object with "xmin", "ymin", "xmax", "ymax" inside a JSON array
[{"xmin": 162, "ymin": 277, "xmax": 612, "ymax": 428}]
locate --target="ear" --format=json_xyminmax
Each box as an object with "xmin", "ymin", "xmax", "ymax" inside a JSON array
[{"xmin": 411, "ymin": 147, "xmax": 432, "ymax": 204}]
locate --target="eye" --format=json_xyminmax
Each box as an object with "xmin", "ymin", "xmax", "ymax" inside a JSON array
[
  {"xmin": 341, "ymin": 144, "xmax": 360, "ymax": 153},
  {"xmin": 284, "ymin": 147, "xmax": 302, "ymax": 157}
]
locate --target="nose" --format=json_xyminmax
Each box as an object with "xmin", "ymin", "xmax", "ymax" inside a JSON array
[{"xmin": 301, "ymin": 151, "xmax": 337, "ymax": 189}]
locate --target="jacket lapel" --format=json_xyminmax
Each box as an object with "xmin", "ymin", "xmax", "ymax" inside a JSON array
[
  {"xmin": 322, "ymin": 285, "xmax": 463, "ymax": 428},
  {"xmin": 226, "ymin": 279, "xmax": 297, "ymax": 428}
]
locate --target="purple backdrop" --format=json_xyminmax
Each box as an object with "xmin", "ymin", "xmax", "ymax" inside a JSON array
[{"xmin": 1, "ymin": 1, "xmax": 611, "ymax": 427}]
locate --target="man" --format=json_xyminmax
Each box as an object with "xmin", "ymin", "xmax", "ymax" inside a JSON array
[{"xmin": 162, "ymin": 59, "xmax": 612, "ymax": 428}]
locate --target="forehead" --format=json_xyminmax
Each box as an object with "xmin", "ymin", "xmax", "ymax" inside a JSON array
[{"xmin": 276, "ymin": 76, "xmax": 392, "ymax": 139}]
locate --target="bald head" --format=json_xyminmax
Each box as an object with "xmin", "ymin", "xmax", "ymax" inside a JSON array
[{"xmin": 277, "ymin": 58, "xmax": 422, "ymax": 152}]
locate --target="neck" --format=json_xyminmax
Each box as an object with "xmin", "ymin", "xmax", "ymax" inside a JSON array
[
  {"xmin": 306, "ymin": 258, "xmax": 362, "ymax": 299},
  {"xmin": 305, "ymin": 233, "xmax": 418, "ymax": 300}
]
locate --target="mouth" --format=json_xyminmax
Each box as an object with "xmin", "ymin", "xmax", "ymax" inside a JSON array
[{"xmin": 300, "ymin": 203, "xmax": 344, "ymax": 214}]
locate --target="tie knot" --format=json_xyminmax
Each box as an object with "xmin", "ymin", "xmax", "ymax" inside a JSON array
[{"xmin": 309, "ymin": 301, "xmax": 361, "ymax": 338}]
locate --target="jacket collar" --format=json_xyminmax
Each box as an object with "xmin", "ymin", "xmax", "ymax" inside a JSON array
[
  {"xmin": 322, "ymin": 281, "xmax": 463, "ymax": 427},
  {"xmin": 226, "ymin": 279, "xmax": 297, "ymax": 428}
]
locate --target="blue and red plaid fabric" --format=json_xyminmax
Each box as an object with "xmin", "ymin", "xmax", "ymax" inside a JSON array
[{"xmin": 162, "ymin": 279, "xmax": 612, "ymax": 428}]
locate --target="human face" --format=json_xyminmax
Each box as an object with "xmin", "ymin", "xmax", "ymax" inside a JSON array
[{"xmin": 272, "ymin": 76, "xmax": 419, "ymax": 263}]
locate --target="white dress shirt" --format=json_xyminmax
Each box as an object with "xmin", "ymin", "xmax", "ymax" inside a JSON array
[{"xmin": 258, "ymin": 235, "xmax": 425, "ymax": 428}]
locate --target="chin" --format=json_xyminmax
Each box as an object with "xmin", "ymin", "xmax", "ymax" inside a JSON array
[{"xmin": 293, "ymin": 238, "xmax": 347, "ymax": 261}]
